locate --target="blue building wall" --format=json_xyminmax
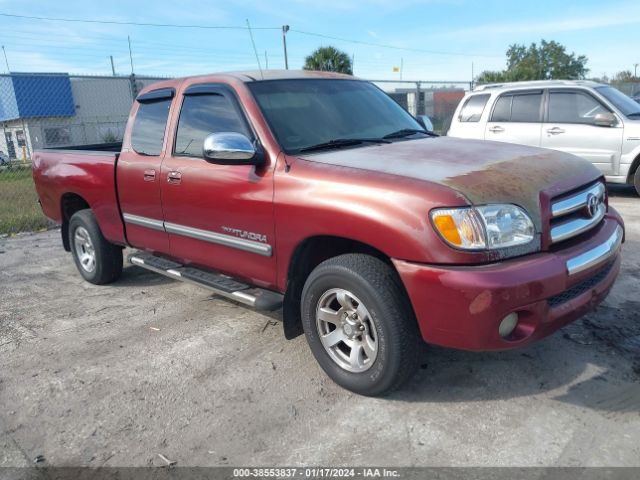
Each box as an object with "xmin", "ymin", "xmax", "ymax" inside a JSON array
[
  {"xmin": 0, "ymin": 74, "xmax": 75, "ymax": 121},
  {"xmin": 0, "ymin": 76, "xmax": 19, "ymax": 121}
]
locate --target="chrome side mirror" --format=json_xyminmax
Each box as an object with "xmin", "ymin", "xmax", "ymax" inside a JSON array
[
  {"xmin": 203, "ymin": 132, "xmax": 262, "ymax": 165},
  {"xmin": 594, "ymin": 112, "xmax": 616, "ymax": 127},
  {"xmin": 417, "ymin": 115, "xmax": 434, "ymax": 133}
]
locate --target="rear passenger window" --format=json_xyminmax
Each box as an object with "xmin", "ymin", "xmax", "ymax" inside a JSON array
[
  {"xmin": 490, "ymin": 91, "xmax": 542, "ymax": 122},
  {"xmin": 458, "ymin": 94, "xmax": 490, "ymax": 122},
  {"xmin": 174, "ymin": 93, "xmax": 249, "ymax": 158},
  {"xmin": 131, "ymin": 99, "xmax": 171, "ymax": 156},
  {"xmin": 511, "ymin": 93, "xmax": 542, "ymax": 122}
]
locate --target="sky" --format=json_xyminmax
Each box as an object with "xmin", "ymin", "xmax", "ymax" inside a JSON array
[{"xmin": 0, "ymin": 0, "xmax": 638, "ymax": 82}]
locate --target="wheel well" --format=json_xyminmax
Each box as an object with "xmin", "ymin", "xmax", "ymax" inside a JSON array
[
  {"xmin": 60, "ymin": 193, "xmax": 90, "ymax": 251},
  {"xmin": 282, "ymin": 236, "xmax": 392, "ymax": 339},
  {"xmin": 628, "ymin": 153, "xmax": 640, "ymax": 184}
]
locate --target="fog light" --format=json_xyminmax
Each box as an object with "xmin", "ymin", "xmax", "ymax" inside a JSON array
[{"xmin": 499, "ymin": 312, "xmax": 519, "ymax": 338}]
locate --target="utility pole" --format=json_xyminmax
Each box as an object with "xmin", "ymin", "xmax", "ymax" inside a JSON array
[
  {"xmin": 471, "ymin": 61, "xmax": 474, "ymax": 90},
  {"xmin": 282, "ymin": 25, "xmax": 290, "ymax": 70},
  {"xmin": 128, "ymin": 36, "xmax": 134, "ymax": 74},
  {"xmin": 351, "ymin": 53, "xmax": 355, "ymax": 74},
  {"xmin": 635, "ymin": 63, "xmax": 639, "ymax": 79},
  {"xmin": 110, "ymin": 55, "xmax": 116, "ymax": 76},
  {"xmin": 2, "ymin": 45, "xmax": 10, "ymax": 73},
  {"xmin": 265, "ymin": 50, "xmax": 269, "ymax": 70},
  {"xmin": 400, "ymin": 57, "xmax": 403, "ymax": 80}
]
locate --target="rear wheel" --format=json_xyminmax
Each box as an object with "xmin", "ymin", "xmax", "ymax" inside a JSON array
[
  {"xmin": 634, "ymin": 167, "xmax": 640, "ymax": 196},
  {"xmin": 69, "ymin": 209, "xmax": 123, "ymax": 285},
  {"xmin": 301, "ymin": 254, "xmax": 421, "ymax": 396}
]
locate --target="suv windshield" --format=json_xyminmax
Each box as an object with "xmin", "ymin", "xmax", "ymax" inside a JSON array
[
  {"xmin": 248, "ymin": 79, "xmax": 426, "ymax": 154},
  {"xmin": 595, "ymin": 86, "xmax": 640, "ymax": 117}
]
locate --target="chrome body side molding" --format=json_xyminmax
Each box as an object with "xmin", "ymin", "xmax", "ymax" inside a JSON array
[
  {"xmin": 163, "ymin": 222, "xmax": 272, "ymax": 257},
  {"xmin": 122, "ymin": 213, "xmax": 165, "ymax": 232},
  {"xmin": 122, "ymin": 213, "xmax": 272, "ymax": 256}
]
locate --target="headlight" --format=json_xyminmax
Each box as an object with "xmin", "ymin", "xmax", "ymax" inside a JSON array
[{"xmin": 431, "ymin": 204, "xmax": 534, "ymax": 250}]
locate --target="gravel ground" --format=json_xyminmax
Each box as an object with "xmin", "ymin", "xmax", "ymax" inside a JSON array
[{"xmin": 0, "ymin": 186, "xmax": 639, "ymax": 468}]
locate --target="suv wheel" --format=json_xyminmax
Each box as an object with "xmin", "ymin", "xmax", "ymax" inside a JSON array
[
  {"xmin": 634, "ymin": 167, "xmax": 640, "ymax": 196},
  {"xmin": 301, "ymin": 254, "xmax": 421, "ymax": 396},
  {"xmin": 69, "ymin": 209, "xmax": 123, "ymax": 285}
]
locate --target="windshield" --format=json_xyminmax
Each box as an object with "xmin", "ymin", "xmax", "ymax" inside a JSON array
[
  {"xmin": 248, "ymin": 79, "xmax": 425, "ymax": 154},
  {"xmin": 595, "ymin": 86, "xmax": 640, "ymax": 117}
]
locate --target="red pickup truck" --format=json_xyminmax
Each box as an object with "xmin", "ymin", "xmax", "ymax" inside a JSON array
[{"xmin": 33, "ymin": 70, "xmax": 624, "ymax": 396}]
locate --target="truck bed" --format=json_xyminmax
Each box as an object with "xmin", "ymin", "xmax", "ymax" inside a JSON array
[{"xmin": 32, "ymin": 145, "xmax": 126, "ymax": 245}]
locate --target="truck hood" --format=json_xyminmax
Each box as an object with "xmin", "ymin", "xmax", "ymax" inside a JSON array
[{"xmin": 299, "ymin": 136, "xmax": 601, "ymax": 231}]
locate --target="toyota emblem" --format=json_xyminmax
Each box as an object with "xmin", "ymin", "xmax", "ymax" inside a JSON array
[{"xmin": 586, "ymin": 194, "xmax": 600, "ymax": 218}]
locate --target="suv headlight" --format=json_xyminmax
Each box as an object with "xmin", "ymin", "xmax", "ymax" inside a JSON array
[{"xmin": 431, "ymin": 204, "xmax": 535, "ymax": 250}]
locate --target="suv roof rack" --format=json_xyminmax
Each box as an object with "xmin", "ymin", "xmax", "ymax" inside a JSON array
[{"xmin": 473, "ymin": 79, "xmax": 603, "ymax": 92}]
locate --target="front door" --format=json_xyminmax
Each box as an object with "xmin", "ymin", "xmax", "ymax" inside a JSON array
[
  {"xmin": 117, "ymin": 88, "xmax": 174, "ymax": 254},
  {"xmin": 160, "ymin": 84, "xmax": 276, "ymax": 287},
  {"xmin": 540, "ymin": 89, "xmax": 623, "ymax": 176},
  {"xmin": 484, "ymin": 90, "xmax": 543, "ymax": 147}
]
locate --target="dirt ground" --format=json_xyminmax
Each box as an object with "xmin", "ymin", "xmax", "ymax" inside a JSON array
[{"xmin": 1, "ymin": 186, "xmax": 639, "ymax": 468}]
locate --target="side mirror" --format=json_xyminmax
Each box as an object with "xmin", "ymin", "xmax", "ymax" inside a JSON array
[
  {"xmin": 594, "ymin": 112, "xmax": 616, "ymax": 127},
  {"xmin": 416, "ymin": 115, "xmax": 434, "ymax": 133},
  {"xmin": 203, "ymin": 132, "xmax": 263, "ymax": 165}
]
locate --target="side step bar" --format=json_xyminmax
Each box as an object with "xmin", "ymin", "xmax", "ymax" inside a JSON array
[{"xmin": 128, "ymin": 252, "xmax": 283, "ymax": 311}]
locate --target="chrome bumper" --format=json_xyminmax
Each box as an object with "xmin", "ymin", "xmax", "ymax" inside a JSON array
[{"xmin": 566, "ymin": 226, "xmax": 623, "ymax": 276}]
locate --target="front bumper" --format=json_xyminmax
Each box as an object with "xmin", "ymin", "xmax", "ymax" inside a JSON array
[{"xmin": 393, "ymin": 209, "xmax": 624, "ymax": 351}]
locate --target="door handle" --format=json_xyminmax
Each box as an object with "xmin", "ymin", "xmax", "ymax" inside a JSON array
[
  {"xmin": 167, "ymin": 171, "xmax": 182, "ymax": 184},
  {"xmin": 488, "ymin": 126, "xmax": 505, "ymax": 133},
  {"xmin": 143, "ymin": 169, "xmax": 156, "ymax": 181},
  {"xmin": 546, "ymin": 127, "xmax": 565, "ymax": 135}
]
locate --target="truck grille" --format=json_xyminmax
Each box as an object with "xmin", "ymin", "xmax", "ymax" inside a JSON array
[{"xmin": 549, "ymin": 181, "xmax": 606, "ymax": 245}]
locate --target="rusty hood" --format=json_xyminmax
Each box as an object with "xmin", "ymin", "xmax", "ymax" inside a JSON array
[{"xmin": 299, "ymin": 136, "xmax": 601, "ymax": 231}]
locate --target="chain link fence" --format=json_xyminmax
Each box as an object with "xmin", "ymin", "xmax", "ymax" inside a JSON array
[
  {"xmin": 4, "ymin": 71, "xmax": 636, "ymax": 236},
  {"xmin": 371, "ymin": 80, "xmax": 472, "ymax": 134},
  {"xmin": 0, "ymin": 72, "xmax": 473, "ymax": 235},
  {"xmin": 0, "ymin": 73, "xmax": 166, "ymax": 235}
]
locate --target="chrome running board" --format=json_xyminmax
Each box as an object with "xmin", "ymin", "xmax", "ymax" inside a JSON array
[{"xmin": 128, "ymin": 252, "xmax": 283, "ymax": 311}]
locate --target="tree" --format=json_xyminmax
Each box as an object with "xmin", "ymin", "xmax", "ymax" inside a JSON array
[
  {"xmin": 477, "ymin": 40, "xmax": 588, "ymax": 84},
  {"xmin": 612, "ymin": 70, "xmax": 635, "ymax": 82},
  {"xmin": 303, "ymin": 46, "xmax": 353, "ymax": 74}
]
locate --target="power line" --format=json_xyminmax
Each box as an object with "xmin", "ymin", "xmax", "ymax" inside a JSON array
[
  {"xmin": 0, "ymin": 12, "xmax": 280, "ymax": 30},
  {"xmin": 290, "ymin": 29, "xmax": 502, "ymax": 58},
  {"xmin": 0, "ymin": 11, "xmax": 504, "ymax": 60},
  {"xmin": 0, "ymin": 11, "xmax": 501, "ymax": 58}
]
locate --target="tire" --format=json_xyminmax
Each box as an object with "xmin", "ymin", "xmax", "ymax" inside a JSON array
[
  {"xmin": 301, "ymin": 254, "xmax": 421, "ymax": 396},
  {"xmin": 634, "ymin": 168, "xmax": 640, "ymax": 196},
  {"xmin": 68, "ymin": 209, "xmax": 123, "ymax": 285}
]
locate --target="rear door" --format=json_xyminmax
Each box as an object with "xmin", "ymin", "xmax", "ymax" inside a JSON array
[
  {"xmin": 117, "ymin": 88, "xmax": 174, "ymax": 253},
  {"xmin": 160, "ymin": 83, "xmax": 276, "ymax": 286},
  {"xmin": 540, "ymin": 89, "xmax": 623, "ymax": 175},
  {"xmin": 484, "ymin": 90, "xmax": 543, "ymax": 147},
  {"xmin": 448, "ymin": 93, "xmax": 491, "ymax": 139}
]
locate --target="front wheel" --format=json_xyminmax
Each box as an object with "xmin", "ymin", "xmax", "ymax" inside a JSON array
[
  {"xmin": 301, "ymin": 254, "xmax": 421, "ymax": 396},
  {"xmin": 634, "ymin": 168, "xmax": 640, "ymax": 196},
  {"xmin": 69, "ymin": 209, "xmax": 123, "ymax": 285}
]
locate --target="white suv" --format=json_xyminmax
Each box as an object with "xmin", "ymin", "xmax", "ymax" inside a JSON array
[{"xmin": 447, "ymin": 80, "xmax": 640, "ymax": 194}]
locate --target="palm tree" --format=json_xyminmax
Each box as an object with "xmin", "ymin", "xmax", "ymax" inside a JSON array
[{"xmin": 303, "ymin": 46, "xmax": 353, "ymax": 75}]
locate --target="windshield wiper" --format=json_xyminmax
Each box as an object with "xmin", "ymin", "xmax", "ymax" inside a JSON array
[
  {"xmin": 627, "ymin": 112, "xmax": 640, "ymax": 118},
  {"xmin": 298, "ymin": 137, "xmax": 390, "ymax": 153},
  {"xmin": 383, "ymin": 128, "xmax": 432, "ymax": 139}
]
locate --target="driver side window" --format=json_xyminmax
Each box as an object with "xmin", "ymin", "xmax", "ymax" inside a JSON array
[
  {"xmin": 174, "ymin": 93, "xmax": 250, "ymax": 158},
  {"xmin": 548, "ymin": 91, "xmax": 609, "ymax": 125}
]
